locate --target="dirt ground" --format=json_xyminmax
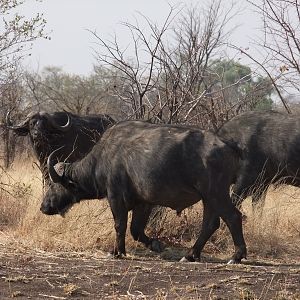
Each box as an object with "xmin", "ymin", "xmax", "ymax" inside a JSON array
[{"xmin": 0, "ymin": 241, "xmax": 299, "ymax": 300}]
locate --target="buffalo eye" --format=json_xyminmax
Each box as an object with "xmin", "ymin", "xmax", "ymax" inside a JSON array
[{"xmin": 66, "ymin": 179, "xmax": 78, "ymax": 191}]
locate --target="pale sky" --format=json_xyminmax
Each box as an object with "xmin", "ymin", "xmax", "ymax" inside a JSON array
[{"xmin": 20, "ymin": 0, "xmax": 260, "ymax": 75}]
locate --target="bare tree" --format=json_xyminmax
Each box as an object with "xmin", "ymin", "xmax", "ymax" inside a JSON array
[
  {"xmin": 0, "ymin": 0, "xmax": 48, "ymax": 167},
  {"xmin": 24, "ymin": 66, "xmax": 118, "ymax": 116},
  {"xmin": 240, "ymin": 0, "xmax": 300, "ymax": 111},
  {"xmin": 0, "ymin": 69, "xmax": 26, "ymax": 167},
  {"xmin": 91, "ymin": 1, "xmax": 273, "ymax": 129}
]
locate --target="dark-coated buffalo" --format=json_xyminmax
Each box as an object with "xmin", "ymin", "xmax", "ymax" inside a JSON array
[
  {"xmin": 41, "ymin": 121, "xmax": 247, "ymax": 263},
  {"xmin": 7, "ymin": 111, "xmax": 115, "ymax": 184},
  {"xmin": 218, "ymin": 110, "xmax": 300, "ymax": 208}
]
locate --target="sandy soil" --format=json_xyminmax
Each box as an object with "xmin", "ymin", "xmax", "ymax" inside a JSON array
[{"xmin": 0, "ymin": 241, "xmax": 299, "ymax": 300}]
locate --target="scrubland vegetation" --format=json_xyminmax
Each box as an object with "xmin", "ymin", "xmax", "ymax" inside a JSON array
[
  {"xmin": 1, "ymin": 158, "xmax": 299, "ymax": 264},
  {"xmin": 0, "ymin": 0, "xmax": 300, "ymax": 298}
]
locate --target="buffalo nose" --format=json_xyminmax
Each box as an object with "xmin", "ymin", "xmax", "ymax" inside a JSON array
[
  {"xmin": 40, "ymin": 204, "xmax": 47, "ymax": 213},
  {"xmin": 40, "ymin": 203, "xmax": 53, "ymax": 215}
]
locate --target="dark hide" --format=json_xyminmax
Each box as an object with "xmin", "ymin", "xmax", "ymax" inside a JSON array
[
  {"xmin": 8, "ymin": 111, "xmax": 115, "ymax": 184},
  {"xmin": 218, "ymin": 110, "xmax": 300, "ymax": 208},
  {"xmin": 41, "ymin": 121, "xmax": 246, "ymax": 263}
]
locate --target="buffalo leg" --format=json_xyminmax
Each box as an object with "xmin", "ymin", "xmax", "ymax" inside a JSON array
[
  {"xmin": 233, "ymin": 176, "xmax": 268, "ymax": 221},
  {"xmin": 130, "ymin": 204, "xmax": 163, "ymax": 252},
  {"xmin": 232, "ymin": 170, "xmax": 257, "ymax": 207},
  {"xmin": 108, "ymin": 197, "xmax": 128, "ymax": 257},
  {"xmin": 218, "ymin": 201, "xmax": 247, "ymax": 263},
  {"xmin": 183, "ymin": 202, "xmax": 220, "ymax": 262},
  {"xmin": 232, "ymin": 165, "xmax": 266, "ymax": 208}
]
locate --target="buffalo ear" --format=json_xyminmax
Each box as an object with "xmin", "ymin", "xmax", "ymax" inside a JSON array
[
  {"xmin": 48, "ymin": 148, "xmax": 65, "ymax": 183},
  {"xmin": 54, "ymin": 162, "xmax": 66, "ymax": 177}
]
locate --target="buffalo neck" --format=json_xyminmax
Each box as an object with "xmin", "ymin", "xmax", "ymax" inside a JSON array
[{"xmin": 68, "ymin": 152, "xmax": 106, "ymax": 200}]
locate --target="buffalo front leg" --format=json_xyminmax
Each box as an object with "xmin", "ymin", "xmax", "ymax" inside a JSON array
[
  {"xmin": 108, "ymin": 197, "xmax": 128, "ymax": 258},
  {"xmin": 130, "ymin": 204, "xmax": 163, "ymax": 252},
  {"xmin": 182, "ymin": 202, "xmax": 220, "ymax": 262}
]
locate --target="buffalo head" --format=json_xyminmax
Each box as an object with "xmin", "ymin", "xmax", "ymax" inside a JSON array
[
  {"xmin": 41, "ymin": 149, "xmax": 93, "ymax": 215},
  {"xmin": 6, "ymin": 111, "xmax": 73, "ymax": 185},
  {"xmin": 7, "ymin": 111, "xmax": 71, "ymax": 144},
  {"xmin": 40, "ymin": 183, "xmax": 79, "ymax": 216}
]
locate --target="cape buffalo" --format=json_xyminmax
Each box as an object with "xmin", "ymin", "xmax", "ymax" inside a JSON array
[
  {"xmin": 7, "ymin": 111, "xmax": 115, "ymax": 184},
  {"xmin": 218, "ymin": 110, "xmax": 300, "ymax": 208},
  {"xmin": 41, "ymin": 121, "xmax": 247, "ymax": 263}
]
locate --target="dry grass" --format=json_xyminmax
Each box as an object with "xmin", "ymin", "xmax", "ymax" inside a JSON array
[
  {"xmin": 0, "ymin": 158, "xmax": 299, "ymax": 261},
  {"xmin": 243, "ymin": 185, "xmax": 300, "ymax": 259}
]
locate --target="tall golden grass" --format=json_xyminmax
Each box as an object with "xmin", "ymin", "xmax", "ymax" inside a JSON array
[{"xmin": 0, "ymin": 158, "xmax": 299, "ymax": 261}]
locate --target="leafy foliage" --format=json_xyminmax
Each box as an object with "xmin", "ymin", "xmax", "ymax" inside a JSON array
[
  {"xmin": 209, "ymin": 59, "xmax": 273, "ymax": 112},
  {"xmin": 0, "ymin": 0, "xmax": 48, "ymax": 77}
]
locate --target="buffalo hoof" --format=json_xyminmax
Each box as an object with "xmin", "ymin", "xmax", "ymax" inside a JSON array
[
  {"xmin": 227, "ymin": 258, "xmax": 241, "ymax": 265},
  {"xmin": 149, "ymin": 240, "xmax": 164, "ymax": 253},
  {"xmin": 179, "ymin": 257, "xmax": 189, "ymax": 262},
  {"xmin": 114, "ymin": 253, "xmax": 125, "ymax": 259},
  {"xmin": 107, "ymin": 251, "xmax": 125, "ymax": 259},
  {"xmin": 179, "ymin": 256, "xmax": 196, "ymax": 263},
  {"xmin": 105, "ymin": 253, "xmax": 114, "ymax": 259}
]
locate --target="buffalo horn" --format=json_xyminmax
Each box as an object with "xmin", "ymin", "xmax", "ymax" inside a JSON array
[
  {"xmin": 6, "ymin": 110, "xmax": 35, "ymax": 130},
  {"xmin": 40, "ymin": 112, "xmax": 72, "ymax": 132},
  {"xmin": 47, "ymin": 146, "xmax": 65, "ymax": 183}
]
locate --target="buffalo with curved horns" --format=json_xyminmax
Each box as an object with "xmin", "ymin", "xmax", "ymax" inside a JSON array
[
  {"xmin": 41, "ymin": 120, "xmax": 247, "ymax": 263},
  {"xmin": 7, "ymin": 111, "xmax": 115, "ymax": 184}
]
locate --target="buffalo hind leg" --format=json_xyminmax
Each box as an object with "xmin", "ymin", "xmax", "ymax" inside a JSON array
[
  {"xmin": 108, "ymin": 197, "xmax": 128, "ymax": 258},
  {"xmin": 232, "ymin": 175, "xmax": 259, "ymax": 221},
  {"xmin": 219, "ymin": 203, "xmax": 247, "ymax": 263},
  {"xmin": 130, "ymin": 204, "xmax": 163, "ymax": 252},
  {"xmin": 232, "ymin": 165, "xmax": 265, "ymax": 209},
  {"xmin": 201, "ymin": 193, "xmax": 247, "ymax": 264},
  {"xmin": 182, "ymin": 202, "xmax": 220, "ymax": 262}
]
